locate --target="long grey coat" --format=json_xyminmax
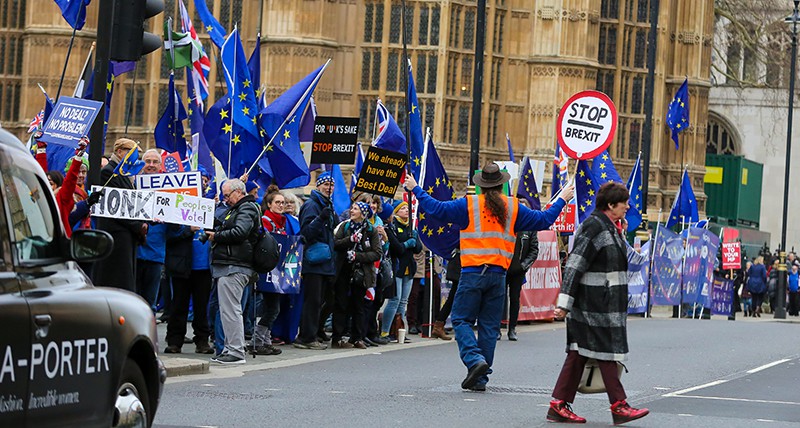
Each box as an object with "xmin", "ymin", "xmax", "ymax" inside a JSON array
[{"xmin": 556, "ymin": 210, "xmax": 629, "ymax": 361}]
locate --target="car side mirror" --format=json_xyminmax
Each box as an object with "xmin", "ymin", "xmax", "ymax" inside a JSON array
[{"xmin": 71, "ymin": 229, "xmax": 114, "ymax": 262}]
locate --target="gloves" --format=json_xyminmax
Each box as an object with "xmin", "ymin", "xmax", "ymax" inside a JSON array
[
  {"xmin": 86, "ymin": 189, "xmax": 104, "ymax": 206},
  {"xmin": 350, "ymin": 231, "xmax": 363, "ymax": 243},
  {"xmin": 34, "ymin": 132, "xmax": 46, "ymax": 154},
  {"xmin": 404, "ymin": 238, "xmax": 417, "ymax": 249},
  {"xmin": 347, "ymin": 250, "xmax": 356, "ymax": 262},
  {"xmin": 320, "ymin": 206, "xmax": 333, "ymax": 219},
  {"xmin": 75, "ymin": 137, "xmax": 88, "ymax": 157}
]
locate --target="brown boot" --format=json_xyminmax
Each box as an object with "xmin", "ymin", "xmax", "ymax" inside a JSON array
[{"xmin": 432, "ymin": 321, "xmax": 452, "ymax": 340}]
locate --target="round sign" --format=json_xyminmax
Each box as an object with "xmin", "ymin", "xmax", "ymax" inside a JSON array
[{"xmin": 556, "ymin": 90, "xmax": 618, "ymax": 160}]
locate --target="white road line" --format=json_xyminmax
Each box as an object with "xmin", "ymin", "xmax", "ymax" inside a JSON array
[
  {"xmin": 746, "ymin": 359, "xmax": 791, "ymax": 374},
  {"xmin": 663, "ymin": 380, "xmax": 728, "ymax": 397},
  {"xmin": 677, "ymin": 414, "xmax": 693, "ymax": 417},
  {"xmin": 671, "ymin": 395, "xmax": 800, "ymax": 406}
]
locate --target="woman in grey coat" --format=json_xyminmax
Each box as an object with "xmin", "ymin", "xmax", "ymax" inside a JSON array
[{"xmin": 547, "ymin": 182, "xmax": 649, "ymax": 425}]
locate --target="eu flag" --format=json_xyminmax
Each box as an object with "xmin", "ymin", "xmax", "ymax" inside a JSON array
[
  {"xmin": 551, "ymin": 143, "xmax": 569, "ymax": 198},
  {"xmin": 575, "ymin": 159, "xmax": 598, "ymax": 223},
  {"xmin": 625, "ymin": 153, "xmax": 643, "ymax": 232},
  {"xmin": 204, "ymin": 95, "xmax": 248, "ymax": 178},
  {"xmin": 220, "ymin": 29, "xmax": 259, "ymax": 141},
  {"xmin": 350, "ymin": 143, "xmax": 364, "ymax": 195},
  {"xmin": 666, "ymin": 78, "xmax": 690, "ymax": 150},
  {"xmin": 331, "ymin": 164, "xmax": 350, "ymax": 217},
  {"xmin": 506, "ymin": 133, "xmax": 515, "ymax": 162},
  {"xmin": 373, "ymin": 100, "xmax": 407, "ymax": 154},
  {"xmin": 193, "ymin": 0, "xmax": 227, "ymax": 49},
  {"xmin": 154, "ymin": 74, "xmax": 188, "ymax": 158},
  {"xmin": 407, "ymin": 60, "xmax": 425, "ymax": 177},
  {"xmin": 187, "ymin": 72, "xmax": 214, "ymax": 178},
  {"xmin": 113, "ymin": 144, "xmax": 144, "ymax": 177},
  {"xmin": 666, "ymin": 169, "xmax": 699, "ymax": 228},
  {"xmin": 417, "ymin": 132, "xmax": 460, "ymax": 258},
  {"xmin": 591, "ymin": 149, "xmax": 623, "ymax": 186},
  {"xmin": 258, "ymin": 61, "xmax": 329, "ymax": 189},
  {"xmin": 248, "ymin": 34, "xmax": 262, "ymax": 103},
  {"xmin": 53, "ymin": 0, "xmax": 90, "ymax": 30},
  {"xmin": 516, "ymin": 157, "xmax": 541, "ymax": 210}
]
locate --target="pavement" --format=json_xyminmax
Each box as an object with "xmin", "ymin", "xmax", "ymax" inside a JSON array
[{"xmin": 155, "ymin": 306, "xmax": 800, "ymax": 379}]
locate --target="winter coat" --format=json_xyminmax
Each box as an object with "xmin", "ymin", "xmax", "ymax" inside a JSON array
[
  {"xmin": 211, "ymin": 195, "xmax": 260, "ymax": 269},
  {"xmin": 557, "ymin": 210, "xmax": 630, "ymax": 362},
  {"xmin": 508, "ymin": 231, "xmax": 539, "ymax": 278},
  {"xmin": 746, "ymin": 263, "xmax": 768, "ymax": 294},
  {"xmin": 299, "ymin": 190, "xmax": 337, "ymax": 276},
  {"xmin": 387, "ymin": 218, "xmax": 423, "ymax": 277},
  {"xmin": 165, "ymin": 225, "xmax": 194, "ymax": 278},
  {"xmin": 333, "ymin": 220, "xmax": 382, "ymax": 288}
]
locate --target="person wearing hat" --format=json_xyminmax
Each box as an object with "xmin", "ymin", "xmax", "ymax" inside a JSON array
[
  {"xmin": 93, "ymin": 138, "xmax": 148, "ymax": 292},
  {"xmin": 404, "ymin": 162, "xmax": 574, "ymax": 391},
  {"xmin": 330, "ymin": 201, "xmax": 382, "ymax": 349},
  {"xmin": 295, "ymin": 171, "xmax": 338, "ymax": 350}
]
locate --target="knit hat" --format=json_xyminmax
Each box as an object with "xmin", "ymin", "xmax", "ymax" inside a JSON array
[
  {"xmin": 316, "ymin": 171, "xmax": 334, "ymax": 187},
  {"xmin": 245, "ymin": 181, "xmax": 259, "ymax": 194},
  {"xmin": 392, "ymin": 200, "xmax": 408, "ymax": 216},
  {"xmin": 64, "ymin": 154, "xmax": 89, "ymax": 173},
  {"xmin": 197, "ymin": 165, "xmax": 211, "ymax": 179},
  {"xmin": 355, "ymin": 201, "xmax": 373, "ymax": 219}
]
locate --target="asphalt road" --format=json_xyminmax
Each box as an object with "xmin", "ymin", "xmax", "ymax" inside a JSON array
[{"xmin": 154, "ymin": 318, "xmax": 799, "ymax": 427}]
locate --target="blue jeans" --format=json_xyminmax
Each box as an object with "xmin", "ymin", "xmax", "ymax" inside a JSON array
[
  {"xmin": 381, "ymin": 275, "xmax": 413, "ymax": 334},
  {"xmin": 451, "ymin": 271, "xmax": 506, "ymax": 384},
  {"xmin": 136, "ymin": 260, "xmax": 164, "ymax": 312}
]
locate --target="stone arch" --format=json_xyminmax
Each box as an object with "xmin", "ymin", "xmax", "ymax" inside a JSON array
[{"xmin": 706, "ymin": 110, "xmax": 742, "ymax": 155}]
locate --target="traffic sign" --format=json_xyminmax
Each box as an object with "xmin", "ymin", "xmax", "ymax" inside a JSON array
[{"xmin": 556, "ymin": 90, "xmax": 618, "ymax": 160}]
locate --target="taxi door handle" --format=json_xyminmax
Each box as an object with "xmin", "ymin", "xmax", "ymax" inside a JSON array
[{"xmin": 34, "ymin": 314, "xmax": 52, "ymax": 327}]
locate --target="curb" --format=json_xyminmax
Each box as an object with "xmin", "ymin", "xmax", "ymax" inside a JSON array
[{"xmin": 162, "ymin": 357, "xmax": 210, "ymax": 377}]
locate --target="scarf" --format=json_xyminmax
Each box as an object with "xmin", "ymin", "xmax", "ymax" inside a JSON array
[{"xmin": 262, "ymin": 209, "xmax": 287, "ymax": 234}]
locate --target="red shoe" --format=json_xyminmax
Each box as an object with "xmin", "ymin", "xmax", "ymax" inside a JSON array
[
  {"xmin": 546, "ymin": 399, "xmax": 586, "ymax": 423},
  {"xmin": 610, "ymin": 400, "xmax": 649, "ymax": 425}
]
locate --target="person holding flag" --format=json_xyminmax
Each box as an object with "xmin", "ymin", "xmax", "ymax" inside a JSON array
[{"xmin": 403, "ymin": 163, "xmax": 573, "ymax": 391}]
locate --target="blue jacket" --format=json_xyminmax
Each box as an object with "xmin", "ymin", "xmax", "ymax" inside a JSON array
[
  {"xmin": 299, "ymin": 190, "xmax": 337, "ymax": 276},
  {"xmin": 789, "ymin": 272, "xmax": 799, "ymax": 293},
  {"xmin": 137, "ymin": 223, "xmax": 168, "ymax": 264},
  {"xmin": 746, "ymin": 263, "xmax": 768, "ymax": 294},
  {"xmin": 192, "ymin": 229, "xmax": 211, "ymax": 270}
]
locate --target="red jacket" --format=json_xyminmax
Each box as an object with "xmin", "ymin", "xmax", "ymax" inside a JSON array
[{"xmin": 56, "ymin": 158, "xmax": 82, "ymax": 238}]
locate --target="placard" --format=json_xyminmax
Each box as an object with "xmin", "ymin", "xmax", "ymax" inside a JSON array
[
  {"xmin": 519, "ymin": 230, "xmax": 561, "ymax": 321},
  {"xmin": 721, "ymin": 242, "xmax": 742, "ymax": 270},
  {"xmin": 547, "ymin": 203, "xmax": 576, "ymax": 233},
  {"xmin": 310, "ymin": 116, "xmax": 360, "ymax": 164},
  {"xmin": 136, "ymin": 171, "xmax": 202, "ymax": 196},
  {"xmin": 353, "ymin": 146, "xmax": 407, "ymax": 198},
  {"xmin": 152, "ymin": 192, "xmax": 215, "ymax": 229},
  {"xmin": 90, "ymin": 187, "xmax": 155, "ymax": 222},
  {"xmin": 710, "ymin": 276, "xmax": 734, "ymax": 316},
  {"xmin": 556, "ymin": 90, "xmax": 617, "ymax": 159},
  {"xmin": 41, "ymin": 96, "xmax": 104, "ymax": 147}
]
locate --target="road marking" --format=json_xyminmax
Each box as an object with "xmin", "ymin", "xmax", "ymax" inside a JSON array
[
  {"xmin": 464, "ymin": 399, "xmax": 477, "ymax": 402},
  {"xmin": 201, "ymin": 384, "xmax": 214, "ymax": 387},
  {"xmin": 678, "ymin": 414, "xmax": 693, "ymax": 417},
  {"xmin": 746, "ymin": 359, "xmax": 791, "ymax": 374},
  {"xmin": 330, "ymin": 391, "xmax": 346, "ymax": 394},
  {"xmin": 652, "ymin": 387, "xmax": 670, "ymax": 391},
  {"xmin": 398, "ymin": 394, "xmax": 414, "ymax": 397},
  {"xmin": 671, "ymin": 395, "xmax": 800, "ymax": 406},
  {"xmin": 757, "ymin": 419, "xmax": 776, "ymax": 422},
  {"xmin": 663, "ymin": 380, "xmax": 728, "ymax": 397},
  {"xmin": 264, "ymin": 388, "xmax": 282, "ymax": 391}
]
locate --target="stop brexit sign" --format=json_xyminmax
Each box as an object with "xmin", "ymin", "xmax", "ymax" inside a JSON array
[{"xmin": 556, "ymin": 90, "xmax": 618, "ymax": 160}]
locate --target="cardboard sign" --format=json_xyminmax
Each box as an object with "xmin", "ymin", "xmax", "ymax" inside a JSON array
[
  {"xmin": 310, "ymin": 116, "xmax": 360, "ymax": 164},
  {"xmin": 519, "ymin": 231, "xmax": 561, "ymax": 321},
  {"xmin": 90, "ymin": 187, "xmax": 155, "ymax": 222},
  {"xmin": 152, "ymin": 192, "xmax": 214, "ymax": 229},
  {"xmin": 556, "ymin": 90, "xmax": 617, "ymax": 159},
  {"xmin": 721, "ymin": 242, "xmax": 742, "ymax": 270},
  {"xmin": 547, "ymin": 203, "xmax": 576, "ymax": 233},
  {"xmin": 136, "ymin": 171, "xmax": 202, "ymax": 196},
  {"xmin": 42, "ymin": 96, "xmax": 104, "ymax": 147},
  {"xmin": 353, "ymin": 146, "xmax": 407, "ymax": 197}
]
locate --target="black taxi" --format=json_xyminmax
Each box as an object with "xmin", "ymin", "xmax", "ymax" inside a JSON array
[{"xmin": 0, "ymin": 128, "xmax": 165, "ymax": 427}]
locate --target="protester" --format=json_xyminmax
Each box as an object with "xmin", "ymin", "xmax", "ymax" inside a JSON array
[
  {"xmin": 431, "ymin": 249, "xmax": 460, "ymax": 341},
  {"xmin": 747, "ymin": 256, "xmax": 768, "ymax": 317},
  {"xmin": 361, "ymin": 194, "xmax": 391, "ymax": 346},
  {"xmin": 46, "ymin": 171, "xmax": 63, "ymax": 191},
  {"xmin": 549, "ymin": 182, "xmax": 649, "ymax": 425},
  {"xmin": 381, "ymin": 200, "xmax": 423, "ymax": 341},
  {"xmin": 207, "ymin": 178, "xmax": 260, "ymax": 364},
  {"xmin": 135, "ymin": 150, "xmax": 168, "ymax": 312},
  {"xmin": 295, "ymin": 172, "xmax": 337, "ymax": 350},
  {"xmin": 93, "ymin": 138, "xmax": 147, "ymax": 292},
  {"xmin": 767, "ymin": 259, "xmax": 779, "ymax": 312},
  {"xmin": 788, "ymin": 264, "xmax": 799, "ymax": 316},
  {"xmin": 331, "ymin": 201, "xmax": 381, "ymax": 349},
  {"xmin": 408, "ymin": 250, "xmax": 427, "ymax": 335},
  {"xmin": 506, "ymin": 222, "xmax": 539, "ymax": 341},
  {"xmin": 283, "ymin": 192, "xmax": 302, "ymax": 234},
  {"xmin": 404, "ymin": 162, "xmax": 572, "ymax": 391}
]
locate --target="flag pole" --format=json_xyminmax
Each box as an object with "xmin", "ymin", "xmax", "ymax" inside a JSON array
[
  {"xmin": 401, "ymin": 0, "xmax": 413, "ymax": 229},
  {"xmin": 629, "ymin": 151, "xmax": 642, "ymax": 195},
  {"xmin": 244, "ymin": 59, "xmax": 331, "ymax": 178},
  {"xmin": 74, "ymin": 42, "xmax": 95, "ymax": 96},
  {"xmin": 167, "ymin": 17, "xmax": 178, "ymax": 151},
  {"xmin": 55, "ymin": 26, "xmax": 79, "ymax": 102},
  {"xmin": 123, "ymin": 63, "xmax": 138, "ymax": 136},
  {"xmin": 228, "ymin": 25, "xmax": 238, "ymax": 178}
]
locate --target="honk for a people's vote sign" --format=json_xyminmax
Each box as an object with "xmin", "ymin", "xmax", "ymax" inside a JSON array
[{"xmin": 91, "ymin": 187, "xmax": 214, "ymax": 229}]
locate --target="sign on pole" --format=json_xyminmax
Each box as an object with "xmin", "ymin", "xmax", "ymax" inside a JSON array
[
  {"xmin": 353, "ymin": 146, "xmax": 407, "ymax": 197},
  {"xmin": 519, "ymin": 230, "xmax": 561, "ymax": 321},
  {"xmin": 556, "ymin": 90, "xmax": 618, "ymax": 159},
  {"xmin": 310, "ymin": 116, "xmax": 360, "ymax": 164},
  {"xmin": 547, "ymin": 203, "xmax": 576, "ymax": 233},
  {"xmin": 721, "ymin": 242, "xmax": 742, "ymax": 270},
  {"xmin": 136, "ymin": 171, "xmax": 203, "ymax": 196},
  {"xmin": 41, "ymin": 96, "xmax": 104, "ymax": 147}
]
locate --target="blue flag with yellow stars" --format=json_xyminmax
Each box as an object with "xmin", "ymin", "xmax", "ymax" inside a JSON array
[
  {"xmin": 204, "ymin": 95, "xmax": 258, "ymax": 179},
  {"xmin": 666, "ymin": 169, "xmax": 698, "ymax": 229},
  {"xmin": 193, "ymin": 0, "xmax": 227, "ymax": 49},
  {"xmin": 575, "ymin": 159, "xmax": 599, "ymax": 223},
  {"xmin": 331, "ymin": 164, "xmax": 350, "ymax": 217},
  {"xmin": 54, "ymin": 0, "xmax": 90, "ymax": 30},
  {"xmin": 418, "ymin": 132, "xmax": 460, "ymax": 258},
  {"xmin": 258, "ymin": 61, "xmax": 329, "ymax": 189},
  {"xmin": 591, "ymin": 149, "xmax": 624, "ymax": 186},
  {"xmin": 220, "ymin": 29, "xmax": 260, "ymax": 142},
  {"xmin": 248, "ymin": 34, "xmax": 262, "ymax": 104},
  {"xmin": 407, "ymin": 60, "xmax": 425, "ymax": 177},
  {"xmin": 154, "ymin": 73, "xmax": 189, "ymax": 158},
  {"xmin": 666, "ymin": 78, "xmax": 690, "ymax": 150},
  {"xmin": 516, "ymin": 157, "xmax": 541, "ymax": 210},
  {"xmin": 625, "ymin": 153, "xmax": 643, "ymax": 232},
  {"xmin": 256, "ymin": 235, "xmax": 303, "ymax": 294}
]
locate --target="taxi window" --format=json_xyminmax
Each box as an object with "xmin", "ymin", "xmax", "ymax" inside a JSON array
[{"xmin": 2, "ymin": 164, "xmax": 58, "ymax": 262}]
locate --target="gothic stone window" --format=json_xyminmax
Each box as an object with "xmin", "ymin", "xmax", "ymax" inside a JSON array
[{"xmin": 707, "ymin": 114, "xmax": 739, "ymax": 155}]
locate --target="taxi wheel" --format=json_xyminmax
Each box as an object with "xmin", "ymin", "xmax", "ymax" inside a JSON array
[{"xmin": 113, "ymin": 358, "xmax": 151, "ymax": 428}]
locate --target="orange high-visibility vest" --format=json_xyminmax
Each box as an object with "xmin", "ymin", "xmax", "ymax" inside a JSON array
[{"xmin": 460, "ymin": 195, "xmax": 518, "ymax": 269}]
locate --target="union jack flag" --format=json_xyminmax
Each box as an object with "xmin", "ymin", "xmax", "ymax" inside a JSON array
[
  {"xmin": 372, "ymin": 99, "xmax": 406, "ymax": 153},
  {"xmin": 28, "ymin": 109, "xmax": 44, "ymax": 133},
  {"xmin": 179, "ymin": 0, "xmax": 210, "ymax": 105}
]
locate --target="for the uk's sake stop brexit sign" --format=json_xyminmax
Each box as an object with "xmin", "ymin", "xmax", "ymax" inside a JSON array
[
  {"xmin": 41, "ymin": 96, "xmax": 104, "ymax": 147},
  {"xmin": 556, "ymin": 90, "xmax": 617, "ymax": 159}
]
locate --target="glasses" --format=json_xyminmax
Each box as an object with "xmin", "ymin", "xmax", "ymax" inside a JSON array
[
  {"xmin": 223, "ymin": 189, "xmax": 240, "ymax": 199},
  {"xmin": 272, "ymin": 201, "xmax": 286, "ymax": 205}
]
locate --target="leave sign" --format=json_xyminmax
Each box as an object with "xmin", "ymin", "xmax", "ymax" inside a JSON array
[
  {"xmin": 556, "ymin": 90, "xmax": 617, "ymax": 159},
  {"xmin": 42, "ymin": 96, "xmax": 104, "ymax": 147},
  {"xmin": 310, "ymin": 116, "xmax": 360, "ymax": 164},
  {"xmin": 353, "ymin": 146, "xmax": 407, "ymax": 198},
  {"xmin": 136, "ymin": 171, "xmax": 202, "ymax": 196},
  {"xmin": 721, "ymin": 242, "xmax": 742, "ymax": 270}
]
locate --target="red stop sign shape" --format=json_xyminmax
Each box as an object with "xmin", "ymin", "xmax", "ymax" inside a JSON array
[{"xmin": 556, "ymin": 90, "xmax": 618, "ymax": 160}]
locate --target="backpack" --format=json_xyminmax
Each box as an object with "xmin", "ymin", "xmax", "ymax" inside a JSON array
[{"xmin": 249, "ymin": 202, "xmax": 280, "ymax": 273}]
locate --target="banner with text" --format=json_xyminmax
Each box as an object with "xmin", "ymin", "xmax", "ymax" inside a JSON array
[
  {"xmin": 650, "ymin": 226, "xmax": 684, "ymax": 306},
  {"xmin": 721, "ymin": 242, "xmax": 742, "ymax": 270},
  {"xmin": 519, "ymin": 230, "xmax": 561, "ymax": 321},
  {"xmin": 257, "ymin": 235, "xmax": 304, "ymax": 294},
  {"xmin": 548, "ymin": 203, "xmax": 576, "ymax": 234},
  {"xmin": 710, "ymin": 276, "xmax": 734, "ymax": 316},
  {"xmin": 91, "ymin": 187, "xmax": 214, "ymax": 228},
  {"xmin": 627, "ymin": 247, "xmax": 649, "ymax": 314},
  {"xmin": 310, "ymin": 116, "xmax": 360, "ymax": 164},
  {"xmin": 42, "ymin": 96, "xmax": 104, "ymax": 147},
  {"xmin": 136, "ymin": 171, "xmax": 202, "ymax": 196},
  {"xmin": 681, "ymin": 227, "xmax": 719, "ymax": 307},
  {"xmin": 353, "ymin": 146, "xmax": 407, "ymax": 197}
]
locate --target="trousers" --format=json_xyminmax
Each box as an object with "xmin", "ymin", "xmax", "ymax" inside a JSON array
[{"xmin": 552, "ymin": 351, "xmax": 626, "ymax": 404}]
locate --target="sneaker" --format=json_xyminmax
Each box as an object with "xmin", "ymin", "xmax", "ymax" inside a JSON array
[
  {"xmin": 332, "ymin": 339, "xmax": 354, "ymax": 349},
  {"xmin": 408, "ymin": 326, "xmax": 420, "ymax": 335},
  {"xmin": 371, "ymin": 336, "xmax": 390, "ymax": 345},
  {"xmin": 247, "ymin": 344, "xmax": 282, "ymax": 355},
  {"xmin": 293, "ymin": 341, "xmax": 327, "ymax": 350},
  {"xmin": 610, "ymin": 400, "xmax": 649, "ymax": 425},
  {"xmin": 507, "ymin": 329, "xmax": 518, "ymax": 341},
  {"xmin": 469, "ymin": 383, "xmax": 486, "ymax": 392},
  {"xmin": 211, "ymin": 354, "xmax": 246, "ymax": 365},
  {"xmin": 163, "ymin": 345, "xmax": 181, "ymax": 354},
  {"xmin": 195, "ymin": 343, "xmax": 214, "ymax": 354},
  {"xmin": 546, "ymin": 399, "xmax": 586, "ymax": 423},
  {"xmin": 351, "ymin": 340, "xmax": 367, "ymax": 349}
]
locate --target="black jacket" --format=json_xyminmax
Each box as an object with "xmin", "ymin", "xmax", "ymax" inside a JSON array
[
  {"xmin": 299, "ymin": 190, "xmax": 337, "ymax": 276},
  {"xmin": 387, "ymin": 218, "xmax": 423, "ymax": 277},
  {"xmin": 165, "ymin": 225, "xmax": 193, "ymax": 278},
  {"xmin": 333, "ymin": 220, "xmax": 382, "ymax": 288},
  {"xmin": 508, "ymin": 231, "xmax": 539, "ymax": 277},
  {"xmin": 211, "ymin": 195, "xmax": 260, "ymax": 268}
]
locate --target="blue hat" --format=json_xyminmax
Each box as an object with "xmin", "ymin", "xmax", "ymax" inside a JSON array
[
  {"xmin": 392, "ymin": 200, "xmax": 408, "ymax": 216},
  {"xmin": 316, "ymin": 171, "xmax": 334, "ymax": 187},
  {"xmin": 197, "ymin": 165, "xmax": 211, "ymax": 179},
  {"xmin": 245, "ymin": 181, "xmax": 259, "ymax": 194},
  {"xmin": 355, "ymin": 201, "xmax": 373, "ymax": 220}
]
